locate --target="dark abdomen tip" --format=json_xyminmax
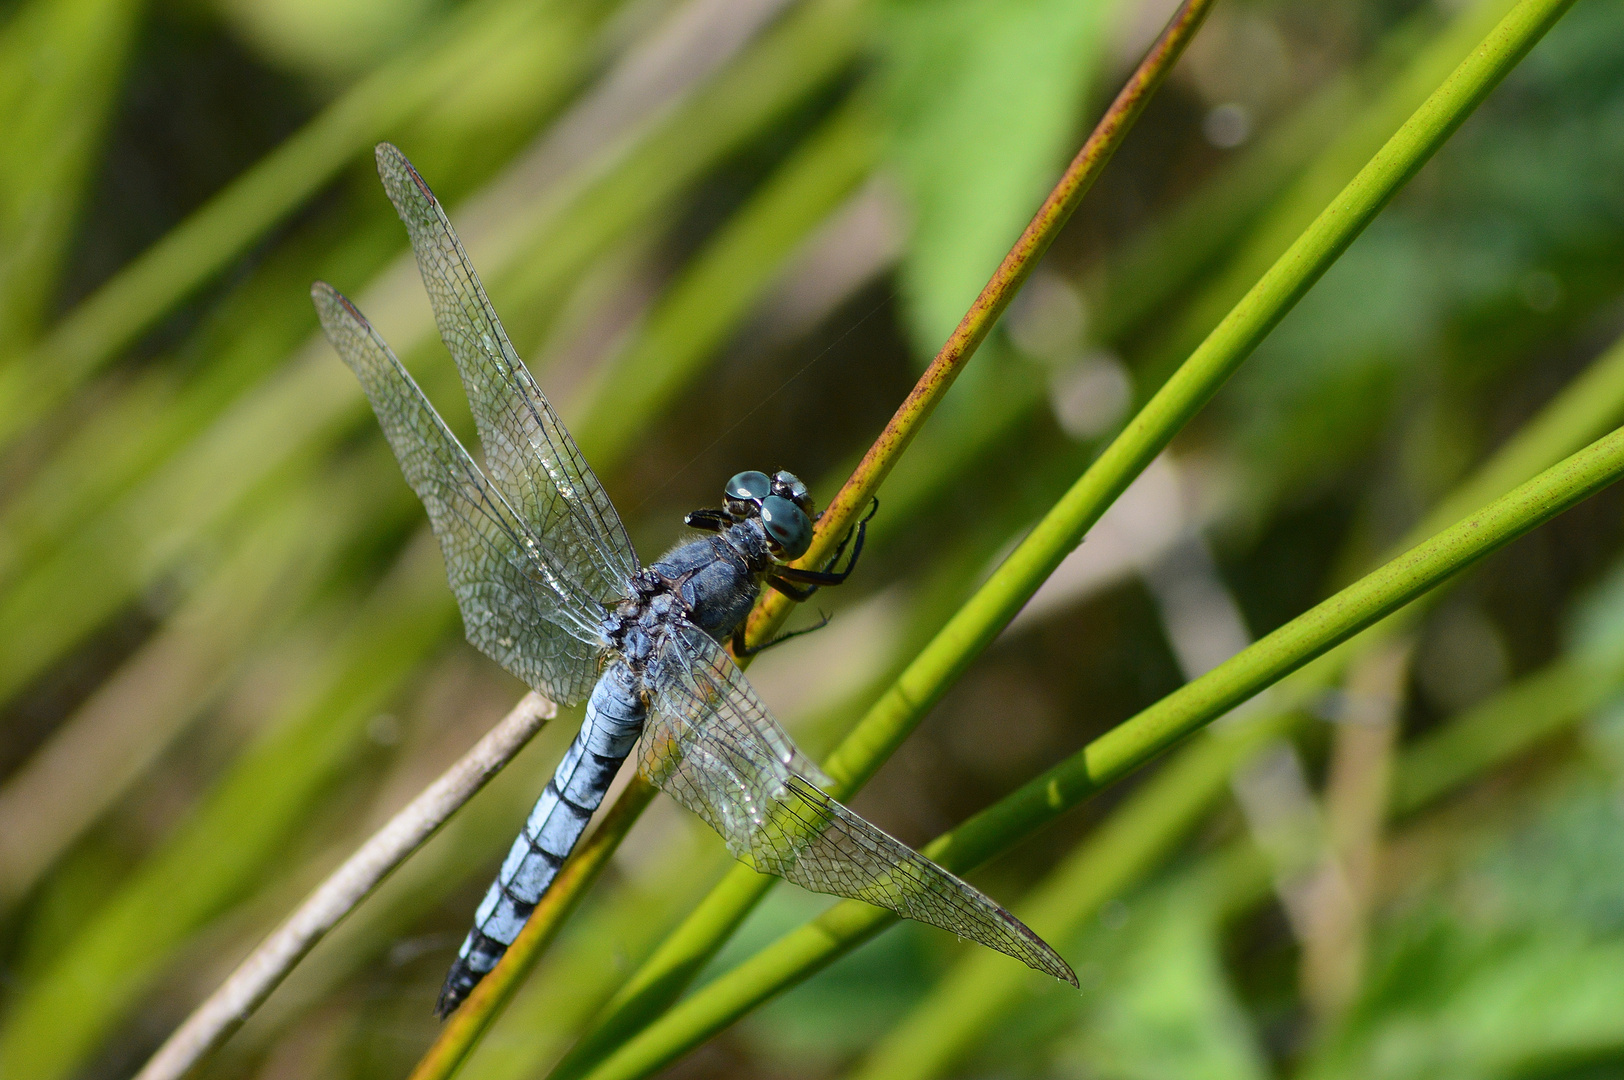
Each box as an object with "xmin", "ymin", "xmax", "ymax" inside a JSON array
[{"xmin": 435, "ymin": 958, "xmax": 485, "ymax": 1018}]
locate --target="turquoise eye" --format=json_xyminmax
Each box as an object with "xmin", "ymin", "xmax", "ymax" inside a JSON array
[
  {"xmin": 759, "ymin": 495, "xmax": 812, "ymax": 559},
  {"xmin": 726, "ymin": 471, "xmax": 771, "ymax": 502}
]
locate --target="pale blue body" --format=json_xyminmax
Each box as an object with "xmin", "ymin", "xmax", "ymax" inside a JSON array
[{"xmin": 440, "ymin": 519, "xmax": 775, "ymax": 1002}]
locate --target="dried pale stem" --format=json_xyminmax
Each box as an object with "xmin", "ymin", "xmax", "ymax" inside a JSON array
[
  {"xmin": 1300, "ymin": 640, "xmax": 1411, "ymax": 1025},
  {"xmin": 132, "ymin": 693, "xmax": 554, "ymax": 1080}
]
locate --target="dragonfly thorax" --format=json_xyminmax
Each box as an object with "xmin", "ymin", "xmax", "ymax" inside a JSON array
[{"xmin": 637, "ymin": 523, "xmax": 779, "ymax": 647}]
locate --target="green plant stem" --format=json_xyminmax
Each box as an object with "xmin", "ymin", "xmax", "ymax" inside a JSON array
[
  {"xmin": 550, "ymin": 1, "xmax": 1577, "ymax": 1073},
  {"xmin": 853, "ymin": 707, "xmax": 1303, "ymax": 1080},
  {"xmin": 848, "ymin": 322, "xmax": 1624, "ymax": 1080},
  {"xmin": 859, "ymin": 0, "xmax": 1523, "ymax": 559},
  {"xmin": 581, "ymin": 416, "xmax": 1624, "ymax": 1080},
  {"xmin": 1084, "ymin": 0, "xmax": 1473, "ymax": 346},
  {"xmin": 820, "ymin": 0, "xmax": 1567, "ymax": 793},
  {"xmin": 517, "ymin": 9, "xmax": 1220, "ymax": 1078},
  {"xmin": 1134, "ymin": 0, "xmax": 1522, "ymax": 383}
]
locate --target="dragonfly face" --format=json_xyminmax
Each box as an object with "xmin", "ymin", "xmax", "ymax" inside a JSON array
[
  {"xmin": 717, "ymin": 469, "xmax": 815, "ymax": 561},
  {"xmin": 312, "ymin": 142, "xmax": 1075, "ymax": 1018}
]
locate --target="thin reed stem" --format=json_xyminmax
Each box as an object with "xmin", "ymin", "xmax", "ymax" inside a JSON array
[{"xmin": 131, "ymin": 694, "xmax": 553, "ymax": 1080}]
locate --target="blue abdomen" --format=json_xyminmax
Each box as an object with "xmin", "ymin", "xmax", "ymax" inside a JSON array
[{"xmin": 435, "ymin": 662, "xmax": 646, "ymax": 1015}]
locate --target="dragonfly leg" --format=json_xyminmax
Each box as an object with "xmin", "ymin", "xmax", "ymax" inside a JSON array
[
  {"xmin": 771, "ymin": 498, "xmax": 878, "ymax": 591},
  {"xmin": 766, "ymin": 575, "xmax": 819, "ymax": 602},
  {"xmin": 683, "ymin": 508, "xmax": 732, "ymax": 533},
  {"xmin": 732, "ymin": 610, "xmax": 832, "ymax": 657},
  {"xmin": 816, "ymin": 497, "xmax": 878, "ymax": 573}
]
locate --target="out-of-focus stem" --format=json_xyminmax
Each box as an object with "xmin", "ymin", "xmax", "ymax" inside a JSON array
[
  {"xmin": 132, "ymin": 694, "xmax": 554, "ymax": 1080},
  {"xmin": 1300, "ymin": 640, "xmax": 1412, "ymax": 1025}
]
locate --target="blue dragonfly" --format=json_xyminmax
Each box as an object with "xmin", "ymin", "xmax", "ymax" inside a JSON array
[{"xmin": 313, "ymin": 144, "xmax": 1075, "ymax": 1016}]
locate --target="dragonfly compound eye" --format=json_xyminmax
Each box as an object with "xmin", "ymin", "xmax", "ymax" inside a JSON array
[
  {"xmin": 726, "ymin": 470, "xmax": 772, "ymax": 502},
  {"xmin": 725, "ymin": 470, "xmax": 772, "ymax": 520},
  {"xmin": 759, "ymin": 495, "xmax": 812, "ymax": 560}
]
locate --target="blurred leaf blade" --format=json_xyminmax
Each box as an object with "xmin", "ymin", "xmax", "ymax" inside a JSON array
[
  {"xmin": 0, "ymin": 535, "xmax": 460, "ymax": 1080},
  {"xmin": 0, "ymin": 0, "xmax": 614, "ymax": 449},
  {"xmin": 0, "ymin": 0, "xmax": 144, "ymax": 348},
  {"xmin": 878, "ymin": 0, "xmax": 1119, "ymax": 354}
]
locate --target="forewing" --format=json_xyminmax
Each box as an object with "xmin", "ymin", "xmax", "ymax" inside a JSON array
[
  {"xmin": 639, "ymin": 624, "xmax": 1076, "ymax": 986},
  {"xmin": 314, "ymin": 282, "xmax": 606, "ymax": 705},
  {"xmin": 375, "ymin": 143, "xmax": 639, "ymax": 604}
]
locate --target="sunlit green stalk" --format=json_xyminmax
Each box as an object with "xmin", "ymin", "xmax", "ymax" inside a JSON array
[
  {"xmin": 1091, "ymin": 0, "xmax": 1512, "ymax": 348},
  {"xmin": 555, "ymin": 1, "xmax": 1577, "ymax": 1074},
  {"xmin": 584, "ymin": 418, "xmax": 1624, "ymax": 1080},
  {"xmin": 851, "ymin": 324, "xmax": 1624, "ymax": 1080},
  {"xmin": 1135, "ymin": 0, "xmax": 1522, "ymax": 382},
  {"xmin": 852, "ymin": 707, "xmax": 1303, "ymax": 1080},
  {"xmin": 860, "ymin": 0, "xmax": 1524, "ymax": 551}
]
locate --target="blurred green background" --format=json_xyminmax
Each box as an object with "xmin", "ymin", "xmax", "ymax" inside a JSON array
[{"xmin": 3, "ymin": 0, "xmax": 1624, "ymax": 1077}]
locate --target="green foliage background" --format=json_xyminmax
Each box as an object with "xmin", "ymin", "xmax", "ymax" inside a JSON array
[{"xmin": 2, "ymin": 0, "xmax": 1624, "ymax": 1078}]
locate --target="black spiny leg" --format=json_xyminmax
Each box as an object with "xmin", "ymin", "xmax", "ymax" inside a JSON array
[
  {"xmin": 767, "ymin": 498, "xmax": 878, "ymax": 594},
  {"xmin": 766, "ymin": 576, "xmax": 819, "ymax": 602},
  {"xmin": 742, "ymin": 499, "xmax": 878, "ymax": 653},
  {"xmin": 684, "ymin": 508, "xmax": 732, "ymax": 533},
  {"xmin": 731, "ymin": 611, "xmax": 832, "ymax": 658}
]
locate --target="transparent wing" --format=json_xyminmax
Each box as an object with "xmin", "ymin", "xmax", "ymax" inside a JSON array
[
  {"xmin": 639, "ymin": 622, "xmax": 1076, "ymax": 985},
  {"xmin": 375, "ymin": 143, "xmax": 639, "ymax": 606},
  {"xmin": 314, "ymin": 282, "xmax": 607, "ymax": 705}
]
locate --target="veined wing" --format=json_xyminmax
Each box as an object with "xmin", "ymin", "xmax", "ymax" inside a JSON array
[
  {"xmin": 314, "ymin": 282, "xmax": 606, "ymax": 705},
  {"xmin": 639, "ymin": 623, "xmax": 1076, "ymax": 986},
  {"xmin": 375, "ymin": 143, "xmax": 639, "ymax": 605}
]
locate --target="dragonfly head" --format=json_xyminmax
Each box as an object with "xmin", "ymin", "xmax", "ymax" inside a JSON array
[{"xmin": 722, "ymin": 470, "xmax": 815, "ymax": 562}]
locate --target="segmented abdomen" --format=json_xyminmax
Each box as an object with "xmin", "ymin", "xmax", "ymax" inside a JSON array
[{"xmin": 436, "ymin": 663, "xmax": 645, "ymax": 1015}]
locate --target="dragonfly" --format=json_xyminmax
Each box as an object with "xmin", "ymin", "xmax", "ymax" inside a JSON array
[{"xmin": 312, "ymin": 143, "xmax": 1076, "ymax": 1016}]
